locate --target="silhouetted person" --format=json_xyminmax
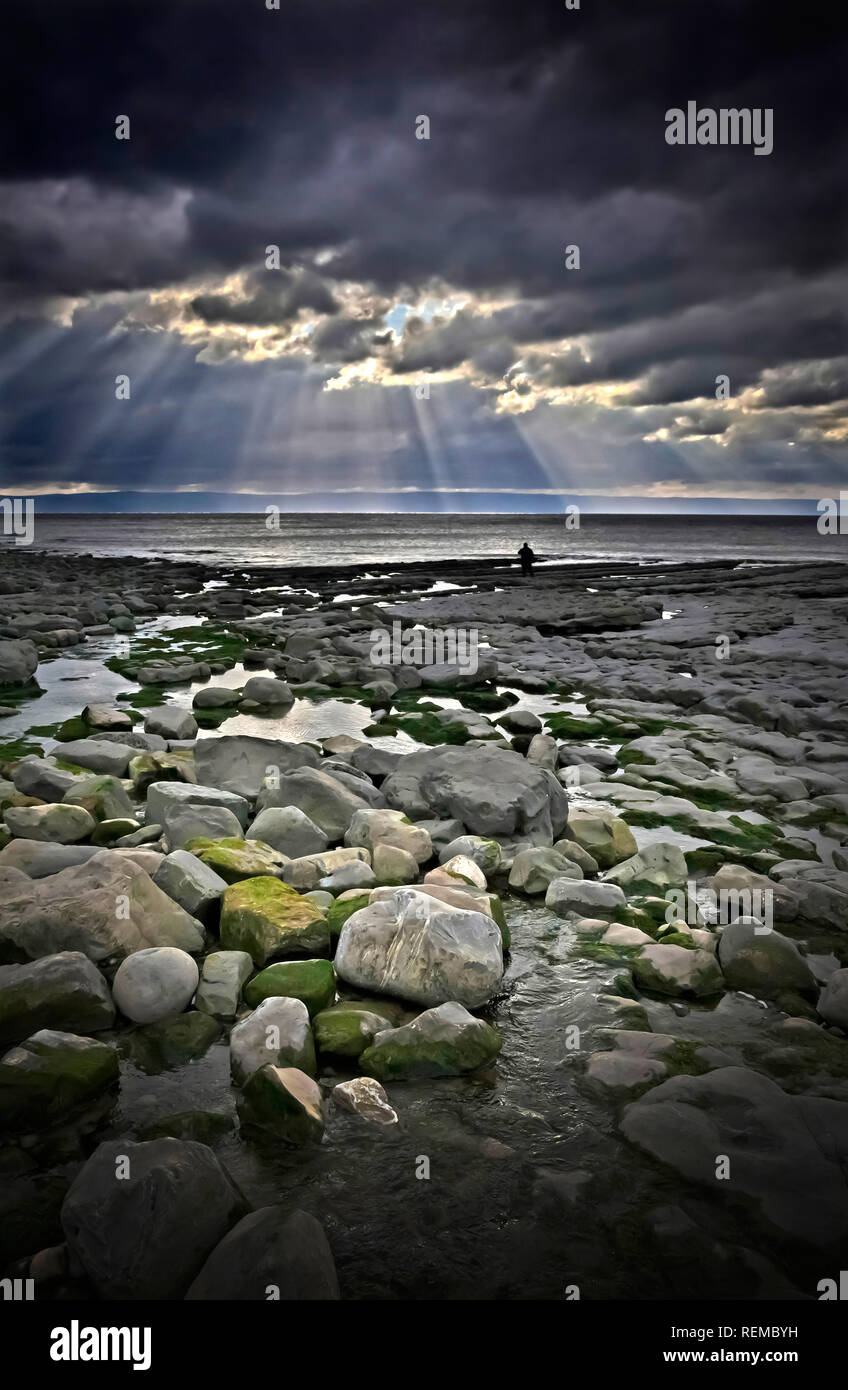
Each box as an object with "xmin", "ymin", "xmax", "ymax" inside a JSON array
[{"xmin": 518, "ymin": 541, "xmax": 536, "ymax": 576}]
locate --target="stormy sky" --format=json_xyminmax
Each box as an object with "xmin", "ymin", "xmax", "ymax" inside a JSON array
[{"xmin": 1, "ymin": 0, "xmax": 846, "ymax": 509}]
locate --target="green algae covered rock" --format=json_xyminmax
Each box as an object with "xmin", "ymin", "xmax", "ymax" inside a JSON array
[
  {"xmin": 4, "ymin": 802, "xmax": 96, "ymax": 844},
  {"xmin": 0, "ymin": 952, "xmax": 115, "ymax": 1048},
  {"xmin": 314, "ymin": 1002, "xmax": 395, "ymax": 1057},
  {"xmin": 486, "ymin": 893, "xmax": 510, "ymax": 949},
  {"xmin": 360, "ymin": 1001, "xmax": 501, "ymax": 1080},
  {"xmin": 244, "ymin": 958, "xmax": 336, "ymax": 1016},
  {"xmin": 0, "ymin": 1029, "xmax": 119, "ymax": 1128},
  {"xmin": 220, "ymin": 875, "xmax": 328, "ymax": 966},
  {"xmin": 130, "ymin": 1011, "xmax": 222, "ymax": 1071},
  {"xmin": 564, "ymin": 809, "xmax": 638, "ymax": 871},
  {"xmin": 185, "ymin": 836, "xmax": 287, "ymax": 885}
]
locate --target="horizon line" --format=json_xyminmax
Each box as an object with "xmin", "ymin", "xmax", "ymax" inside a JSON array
[{"xmin": 10, "ymin": 506, "xmax": 822, "ymax": 517}]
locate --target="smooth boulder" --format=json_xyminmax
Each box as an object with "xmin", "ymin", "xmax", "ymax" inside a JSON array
[
  {"xmin": 382, "ymin": 745, "xmax": 569, "ymax": 842},
  {"xmin": 718, "ymin": 917, "xmax": 817, "ymax": 999},
  {"xmin": 509, "ymin": 847, "xmax": 581, "ymax": 894},
  {"xmin": 257, "ymin": 768, "xmax": 372, "ymax": 841},
  {"xmin": 4, "ymin": 803, "xmax": 96, "ymax": 844},
  {"xmin": 237, "ymin": 1065, "xmax": 325, "ymax": 1144},
  {"xmin": 144, "ymin": 706, "xmax": 198, "ymax": 740},
  {"xmin": 229, "ymin": 996, "xmax": 316, "ymax": 1082},
  {"xmin": 602, "ymin": 842, "xmax": 688, "ymax": 894},
  {"xmin": 564, "ymin": 809, "xmax": 637, "ymax": 870},
  {"xmin": 545, "ymin": 877, "xmax": 625, "ymax": 919},
  {"xmin": 243, "ymin": 959, "xmax": 336, "ymax": 1016},
  {"xmin": 335, "ymin": 887, "xmax": 503, "ymax": 1008},
  {"xmin": 195, "ymin": 950, "xmax": 254, "ymax": 1018},
  {"xmin": 153, "ymin": 850, "xmax": 228, "ymax": 925},
  {"xmin": 632, "ymin": 944, "xmax": 724, "ymax": 998},
  {"xmin": 246, "ymin": 806, "xmax": 328, "ymax": 858},
  {"xmin": 344, "ymin": 808, "xmax": 432, "ymax": 864},
  {"xmin": 112, "ymin": 947, "xmax": 200, "ymax": 1024},
  {"xmin": 146, "ymin": 781, "xmax": 249, "ymax": 832}
]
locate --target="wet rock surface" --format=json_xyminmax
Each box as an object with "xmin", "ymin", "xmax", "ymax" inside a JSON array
[{"xmin": 1, "ymin": 545, "xmax": 847, "ymax": 1300}]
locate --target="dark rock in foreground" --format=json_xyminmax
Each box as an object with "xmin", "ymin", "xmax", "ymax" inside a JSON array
[
  {"xmin": 61, "ymin": 1138, "xmax": 247, "ymax": 1299},
  {"xmin": 186, "ymin": 1206, "xmax": 339, "ymax": 1300}
]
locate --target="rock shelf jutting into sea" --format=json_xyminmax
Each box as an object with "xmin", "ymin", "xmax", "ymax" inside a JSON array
[{"xmin": 0, "ymin": 542, "xmax": 847, "ymax": 1301}]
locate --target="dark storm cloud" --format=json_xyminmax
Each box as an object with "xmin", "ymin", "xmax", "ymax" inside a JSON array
[
  {"xmin": 310, "ymin": 316, "xmax": 384, "ymax": 364},
  {"xmin": 192, "ymin": 269, "xmax": 338, "ymax": 326},
  {"xmin": 3, "ymin": 0, "xmax": 845, "ymax": 297},
  {"xmin": 1, "ymin": 0, "xmax": 847, "ymax": 495},
  {"xmin": 756, "ymin": 358, "xmax": 848, "ymax": 409}
]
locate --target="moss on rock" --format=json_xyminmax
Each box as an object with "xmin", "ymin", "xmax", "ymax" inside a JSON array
[
  {"xmin": 220, "ymin": 875, "xmax": 329, "ymax": 966},
  {"xmin": 0, "ymin": 1030, "xmax": 119, "ymax": 1129},
  {"xmin": 186, "ymin": 836, "xmax": 285, "ymax": 884},
  {"xmin": 314, "ymin": 1002, "xmax": 393, "ymax": 1056},
  {"xmin": 129, "ymin": 1011, "xmax": 222, "ymax": 1071},
  {"xmin": 326, "ymin": 892, "xmax": 371, "ymax": 941},
  {"xmin": 243, "ymin": 959, "xmax": 336, "ymax": 1016}
]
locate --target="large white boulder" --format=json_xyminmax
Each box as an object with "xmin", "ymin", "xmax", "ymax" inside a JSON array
[{"xmin": 334, "ymin": 887, "xmax": 503, "ymax": 1008}]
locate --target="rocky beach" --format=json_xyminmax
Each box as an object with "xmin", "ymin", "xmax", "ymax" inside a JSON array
[{"xmin": 1, "ymin": 540, "xmax": 847, "ymax": 1301}]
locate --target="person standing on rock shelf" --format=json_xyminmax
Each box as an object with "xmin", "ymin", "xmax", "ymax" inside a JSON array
[{"xmin": 518, "ymin": 542, "xmax": 536, "ymax": 576}]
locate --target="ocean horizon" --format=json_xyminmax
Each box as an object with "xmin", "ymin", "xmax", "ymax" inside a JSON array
[{"xmin": 7, "ymin": 509, "xmax": 847, "ymax": 569}]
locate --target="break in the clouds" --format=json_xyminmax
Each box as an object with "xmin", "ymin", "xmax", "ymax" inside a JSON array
[{"xmin": 1, "ymin": 0, "xmax": 846, "ymax": 504}]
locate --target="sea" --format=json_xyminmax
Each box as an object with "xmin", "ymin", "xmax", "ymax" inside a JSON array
[{"xmin": 7, "ymin": 511, "xmax": 848, "ymax": 569}]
